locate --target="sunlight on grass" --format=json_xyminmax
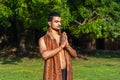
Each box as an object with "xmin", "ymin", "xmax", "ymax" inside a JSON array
[
  {"xmin": 73, "ymin": 57, "xmax": 120, "ymax": 80},
  {"xmin": 0, "ymin": 57, "xmax": 120, "ymax": 80},
  {"xmin": 0, "ymin": 57, "xmax": 44, "ymax": 80}
]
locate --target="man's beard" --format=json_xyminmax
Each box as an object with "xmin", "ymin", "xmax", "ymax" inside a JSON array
[
  {"xmin": 52, "ymin": 26, "xmax": 61, "ymax": 32},
  {"xmin": 51, "ymin": 26, "xmax": 61, "ymax": 35}
]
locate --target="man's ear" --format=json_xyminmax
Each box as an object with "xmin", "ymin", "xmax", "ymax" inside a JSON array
[{"xmin": 48, "ymin": 21, "xmax": 51, "ymax": 27}]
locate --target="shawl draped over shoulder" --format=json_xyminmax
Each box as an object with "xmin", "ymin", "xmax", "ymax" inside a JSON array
[{"xmin": 43, "ymin": 31, "xmax": 76, "ymax": 80}]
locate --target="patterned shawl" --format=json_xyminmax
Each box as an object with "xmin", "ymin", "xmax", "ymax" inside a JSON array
[{"xmin": 43, "ymin": 31, "xmax": 74, "ymax": 80}]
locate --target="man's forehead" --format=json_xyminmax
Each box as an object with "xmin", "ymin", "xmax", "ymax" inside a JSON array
[{"xmin": 52, "ymin": 16, "xmax": 61, "ymax": 20}]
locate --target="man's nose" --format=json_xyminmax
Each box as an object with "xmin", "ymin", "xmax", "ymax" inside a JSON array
[{"xmin": 59, "ymin": 22, "xmax": 61, "ymax": 25}]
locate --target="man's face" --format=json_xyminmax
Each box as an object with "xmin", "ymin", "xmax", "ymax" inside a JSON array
[{"xmin": 48, "ymin": 16, "xmax": 61, "ymax": 30}]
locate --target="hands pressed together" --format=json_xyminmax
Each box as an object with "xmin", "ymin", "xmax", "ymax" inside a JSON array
[
  {"xmin": 60, "ymin": 32, "xmax": 77, "ymax": 57},
  {"xmin": 60, "ymin": 32, "xmax": 70, "ymax": 49}
]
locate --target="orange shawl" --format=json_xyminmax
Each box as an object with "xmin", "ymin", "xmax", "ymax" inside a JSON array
[{"xmin": 43, "ymin": 31, "xmax": 76, "ymax": 80}]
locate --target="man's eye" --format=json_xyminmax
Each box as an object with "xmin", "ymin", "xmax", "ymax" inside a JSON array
[{"xmin": 55, "ymin": 21, "xmax": 59, "ymax": 23}]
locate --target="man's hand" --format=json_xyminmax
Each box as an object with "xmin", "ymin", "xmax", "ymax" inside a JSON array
[
  {"xmin": 60, "ymin": 32, "xmax": 67, "ymax": 48},
  {"xmin": 64, "ymin": 33, "xmax": 70, "ymax": 48},
  {"xmin": 60, "ymin": 32, "xmax": 77, "ymax": 57}
]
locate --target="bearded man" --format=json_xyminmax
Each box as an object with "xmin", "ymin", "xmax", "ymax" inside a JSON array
[{"xmin": 39, "ymin": 12, "xmax": 77, "ymax": 80}]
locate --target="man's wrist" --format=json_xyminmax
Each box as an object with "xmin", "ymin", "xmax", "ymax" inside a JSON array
[
  {"xmin": 66, "ymin": 44, "xmax": 70, "ymax": 48},
  {"xmin": 60, "ymin": 45, "xmax": 63, "ymax": 49}
]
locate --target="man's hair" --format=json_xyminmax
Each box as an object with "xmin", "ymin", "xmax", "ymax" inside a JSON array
[{"xmin": 48, "ymin": 12, "xmax": 60, "ymax": 21}]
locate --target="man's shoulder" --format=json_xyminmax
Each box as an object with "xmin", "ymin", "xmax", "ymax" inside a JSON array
[
  {"xmin": 39, "ymin": 34, "xmax": 48, "ymax": 41},
  {"xmin": 39, "ymin": 35, "xmax": 45, "ymax": 42}
]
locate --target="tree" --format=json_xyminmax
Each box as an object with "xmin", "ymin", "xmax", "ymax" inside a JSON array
[
  {"xmin": 0, "ymin": 0, "xmax": 120, "ymax": 55},
  {"xmin": 0, "ymin": 0, "xmax": 72, "ymax": 55},
  {"xmin": 67, "ymin": 0, "xmax": 120, "ymax": 40}
]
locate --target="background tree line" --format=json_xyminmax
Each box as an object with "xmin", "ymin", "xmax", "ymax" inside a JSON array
[{"xmin": 0, "ymin": 0, "xmax": 120, "ymax": 56}]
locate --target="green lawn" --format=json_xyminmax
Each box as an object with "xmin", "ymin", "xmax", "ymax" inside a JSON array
[{"xmin": 0, "ymin": 56, "xmax": 120, "ymax": 80}]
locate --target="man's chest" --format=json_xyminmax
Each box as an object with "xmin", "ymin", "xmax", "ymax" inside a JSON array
[{"xmin": 53, "ymin": 36, "xmax": 60, "ymax": 46}]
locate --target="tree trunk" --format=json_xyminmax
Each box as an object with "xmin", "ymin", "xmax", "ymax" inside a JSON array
[
  {"xmin": 88, "ymin": 39, "xmax": 96, "ymax": 50},
  {"xmin": 18, "ymin": 28, "xmax": 35, "ymax": 56},
  {"xmin": 96, "ymin": 38, "xmax": 105, "ymax": 49},
  {"xmin": 15, "ymin": 20, "xmax": 25, "ymax": 56}
]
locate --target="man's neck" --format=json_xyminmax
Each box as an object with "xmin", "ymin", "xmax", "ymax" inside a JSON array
[{"xmin": 50, "ymin": 27, "xmax": 60, "ymax": 36}]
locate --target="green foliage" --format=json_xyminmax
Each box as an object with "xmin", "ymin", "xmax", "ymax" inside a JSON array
[
  {"xmin": 68, "ymin": 0, "xmax": 120, "ymax": 39},
  {"xmin": 0, "ymin": 0, "xmax": 120, "ymax": 39},
  {"xmin": 0, "ymin": 3, "xmax": 13, "ymax": 27},
  {"xmin": 78, "ymin": 5, "xmax": 92, "ymax": 18}
]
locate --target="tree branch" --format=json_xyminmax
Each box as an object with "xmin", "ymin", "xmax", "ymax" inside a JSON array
[
  {"xmin": 75, "ymin": 19, "xmax": 87, "ymax": 25},
  {"xmin": 88, "ymin": 16, "xmax": 97, "ymax": 22},
  {"xmin": 92, "ymin": 10, "xmax": 100, "ymax": 16},
  {"xmin": 75, "ymin": 10, "xmax": 100, "ymax": 25}
]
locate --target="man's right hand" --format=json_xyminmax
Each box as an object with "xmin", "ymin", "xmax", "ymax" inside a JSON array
[{"xmin": 60, "ymin": 32, "xmax": 67, "ymax": 48}]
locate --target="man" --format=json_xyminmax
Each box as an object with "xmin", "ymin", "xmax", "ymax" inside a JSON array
[{"xmin": 39, "ymin": 12, "xmax": 77, "ymax": 80}]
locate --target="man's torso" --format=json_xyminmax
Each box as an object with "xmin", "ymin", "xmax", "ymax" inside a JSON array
[{"xmin": 53, "ymin": 35, "xmax": 66, "ymax": 69}]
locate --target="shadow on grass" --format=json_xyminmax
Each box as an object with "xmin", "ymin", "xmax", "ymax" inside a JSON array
[
  {"xmin": 0, "ymin": 52, "xmax": 41, "ymax": 64},
  {"xmin": 0, "ymin": 56, "xmax": 22, "ymax": 64},
  {"xmin": 79, "ymin": 49, "xmax": 120, "ymax": 58}
]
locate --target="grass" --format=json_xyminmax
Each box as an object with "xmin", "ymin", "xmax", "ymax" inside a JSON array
[
  {"xmin": 0, "ymin": 55, "xmax": 120, "ymax": 80},
  {"xmin": 0, "ymin": 57, "xmax": 44, "ymax": 80},
  {"xmin": 73, "ymin": 57, "xmax": 120, "ymax": 80}
]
